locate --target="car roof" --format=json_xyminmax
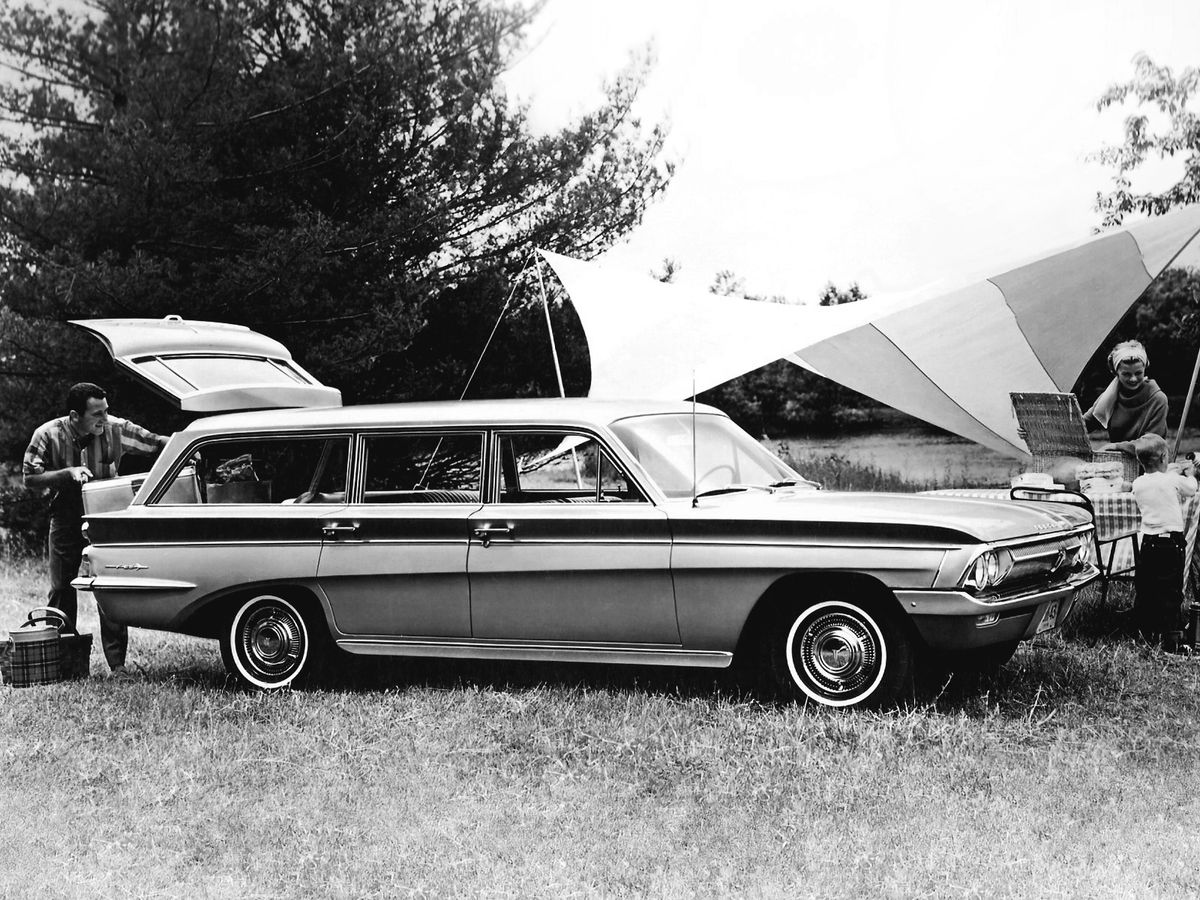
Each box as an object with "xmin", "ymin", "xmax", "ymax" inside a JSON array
[{"xmin": 179, "ymin": 397, "xmax": 726, "ymax": 436}]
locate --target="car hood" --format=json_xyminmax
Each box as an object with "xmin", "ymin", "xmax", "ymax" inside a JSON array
[{"xmin": 682, "ymin": 489, "xmax": 1091, "ymax": 543}]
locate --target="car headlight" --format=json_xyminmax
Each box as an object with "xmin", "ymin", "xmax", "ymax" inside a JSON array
[{"xmin": 964, "ymin": 549, "xmax": 1013, "ymax": 591}]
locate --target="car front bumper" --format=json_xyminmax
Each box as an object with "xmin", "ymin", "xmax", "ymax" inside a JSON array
[{"xmin": 895, "ymin": 564, "xmax": 1100, "ymax": 651}]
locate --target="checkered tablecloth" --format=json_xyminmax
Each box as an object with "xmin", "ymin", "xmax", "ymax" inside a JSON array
[{"xmin": 924, "ymin": 488, "xmax": 1200, "ymax": 597}]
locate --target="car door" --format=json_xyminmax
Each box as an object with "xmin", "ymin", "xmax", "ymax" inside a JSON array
[
  {"xmin": 467, "ymin": 429, "xmax": 679, "ymax": 644},
  {"xmin": 82, "ymin": 433, "xmax": 352, "ymax": 628},
  {"xmin": 316, "ymin": 430, "xmax": 483, "ymax": 637}
]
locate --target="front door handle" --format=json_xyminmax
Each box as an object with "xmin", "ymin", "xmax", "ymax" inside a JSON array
[
  {"xmin": 472, "ymin": 524, "xmax": 513, "ymax": 547},
  {"xmin": 321, "ymin": 522, "xmax": 359, "ymax": 537}
]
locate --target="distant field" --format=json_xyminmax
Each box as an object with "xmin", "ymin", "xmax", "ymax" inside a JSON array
[
  {"xmin": 779, "ymin": 427, "xmax": 1200, "ymax": 488},
  {"xmin": 3, "ymin": 553, "xmax": 1200, "ymax": 898}
]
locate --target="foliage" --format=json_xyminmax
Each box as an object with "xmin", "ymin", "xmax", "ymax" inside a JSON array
[
  {"xmin": 0, "ymin": 477, "xmax": 48, "ymax": 557},
  {"xmin": 650, "ymin": 256, "xmax": 681, "ymax": 283},
  {"xmin": 1074, "ymin": 266, "xmax": 1200, "ymax": 409},
  {"xmin": 0, "ymin": 0, "xmax": 672, "ymax": 460},
  {"xmin": 1091, "ymin": 53, "xmax": 1200, "ymax": 227},
  {"xmin": 817, "ymin": 280, "xmax": 866, "ymax": 306},
  {"xmin": 1081, "ymin": 55, "xmax": 1200, "ymax": 421},
  {"xmin": 777, "ymin": 446, "xmax": 945, "ymax": 493}
]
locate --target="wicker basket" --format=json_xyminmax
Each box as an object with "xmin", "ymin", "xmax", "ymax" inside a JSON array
[{"xmin": 1010, "ymin": 391, "xmax": 1138, "ymax": 483}]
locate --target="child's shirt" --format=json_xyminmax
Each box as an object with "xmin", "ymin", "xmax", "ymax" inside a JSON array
[{"xmin": 1131, "ymin": 470, "xmax": 1197, "ymax": 535}]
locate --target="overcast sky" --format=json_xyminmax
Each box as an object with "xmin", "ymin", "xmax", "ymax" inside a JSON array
[{"xmin": 502, "ymin": 0, "xmax": 1200, "ymax": 302}]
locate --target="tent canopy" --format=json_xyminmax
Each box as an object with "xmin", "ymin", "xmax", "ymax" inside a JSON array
[{"xmin": 542, "ymin": 204, "xmax": 1200, "ymax": 459}]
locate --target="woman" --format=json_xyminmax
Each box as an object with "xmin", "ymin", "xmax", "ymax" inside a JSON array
[{"xmin": 1083, "ymin": 340, "xmax": 1169, "ymax": 458}]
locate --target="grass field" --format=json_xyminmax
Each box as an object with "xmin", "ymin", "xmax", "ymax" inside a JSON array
[{"xmin": 3, "ymin": 551, "xmax": 1200, "ymax": 899}]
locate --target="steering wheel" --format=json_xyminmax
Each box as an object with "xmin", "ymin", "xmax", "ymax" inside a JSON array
[{"xmin": 698, "ymin": 464, "xmax": 735, "ymax": 486}]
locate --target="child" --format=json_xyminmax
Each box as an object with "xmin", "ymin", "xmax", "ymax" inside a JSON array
[{"xmin": 1131, "ymin": 434, "xmax": 1197, "ymax": 650}]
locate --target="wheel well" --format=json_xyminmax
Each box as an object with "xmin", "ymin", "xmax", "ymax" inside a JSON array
[
  {"xmin": 183, "ymin": 584, "xmax": 326, "ymax": 640},
  {"xmin": 733, "ymin": 572, "xmax": 913, "ymax": 663}
]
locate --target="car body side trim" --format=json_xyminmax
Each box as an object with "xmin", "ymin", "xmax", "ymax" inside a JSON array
[
  {"xmin": 85, "ymin": 540, "xmax": 326, "ymax": 549},
  {"xmin": 337, "ymin": 638, "xmax": 733, "ymax": 668},
  {"xmin": 73, "ymin": 576, "xmax": 198, "ymax": 592}
]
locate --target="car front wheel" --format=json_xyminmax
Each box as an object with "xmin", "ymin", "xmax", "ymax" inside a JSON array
[
  {"xmin": 767, "ymin": 597, "xmax": 913, "ymax": 708},
  {"xmin": 221, "ymin": 593, "xmax": 320, "ymax": 690}
]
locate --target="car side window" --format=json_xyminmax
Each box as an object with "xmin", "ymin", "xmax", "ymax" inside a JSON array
[
  {"xmin": 497, "ymin": 432, "xmax": 645, "ymax": 503},
  {"xmin": 155, "ymin": 436, "xmax": 349, "ymax": 505},
  {"xmin": 362, "ymin": 433, "xmax": 482, "ymax": 504}
]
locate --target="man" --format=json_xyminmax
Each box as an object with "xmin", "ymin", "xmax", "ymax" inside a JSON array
[{"xmin": 23, "ymin": 382, "xmax": 169, "ymax": 676}]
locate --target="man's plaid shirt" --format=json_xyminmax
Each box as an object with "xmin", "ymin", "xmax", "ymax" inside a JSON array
[{"xmin": 24, "ymin": 416, "xmax": 163, "ymax": 515}]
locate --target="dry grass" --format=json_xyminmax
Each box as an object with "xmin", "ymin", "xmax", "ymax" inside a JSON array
[{"xmin": 3, "ymin": 554, "xmax": 1200, "ymax": 898}]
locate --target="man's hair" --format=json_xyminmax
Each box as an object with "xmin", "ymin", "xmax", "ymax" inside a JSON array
[
  {"xmin": 1136, "ymin": 433, "xmax": 1168, "ymax": 468},
  {"xmin": 67, "ymin": 382, "xmax": 106, "ymax": 415}
]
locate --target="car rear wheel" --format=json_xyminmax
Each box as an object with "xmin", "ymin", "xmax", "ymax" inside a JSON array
[
  {"xmin": 221, "ymin": 593, "xmax": 321, "ymax": 690},
  {"xmin": 767, "ymin": 597, "xmax": 913, "ymax": 708}
]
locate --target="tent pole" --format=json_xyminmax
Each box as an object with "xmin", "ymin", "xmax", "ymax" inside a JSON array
[
  {"xmin": 536, "ymin": 253, "xmax": 583, "ymax": 486},
  {"xmin": 418, "ymin": 251, "xmax": 534, "ymax": 489},
  {"xmin": 536, "ymin": 255, "xmax": 567, "ymax": 398},
  {"xmin": 459, "ymin": 249, "xmax": 534, "ymax": 401},
  {"xmin": 1171, "ymin": 352, "xmax": 1200, "ymax": 465},
  {"xmin": 1172, "ymin": 318, "xmax": 1200, "ymax": 461}
]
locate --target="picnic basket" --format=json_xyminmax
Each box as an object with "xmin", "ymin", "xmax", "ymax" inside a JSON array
[
  {"xmin": 0, "ymin": 606, "xmax": 92, "ymax": 687},
  {"xmin": 1009, "ymin": 391, "xmax": 1138, "ymax": 484}
]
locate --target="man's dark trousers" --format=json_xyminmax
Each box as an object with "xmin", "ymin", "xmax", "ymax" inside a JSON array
[{"xmin": 48, "ymin": 515, "xmax": 127, "ymax": 669}]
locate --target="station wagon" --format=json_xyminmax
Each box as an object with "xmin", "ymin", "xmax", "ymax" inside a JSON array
[{"xmin": 72, "ymin": 318, "xmax": 1099, "ymax": 707}]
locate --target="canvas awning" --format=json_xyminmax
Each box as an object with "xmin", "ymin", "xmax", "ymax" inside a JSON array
[{"xmin": 542, "ymin": 204, "xmax": 1200, "ymax": 458}]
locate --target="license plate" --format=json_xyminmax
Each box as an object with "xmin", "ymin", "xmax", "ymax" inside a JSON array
[{"xmin": 1036, "ymin": 600, "xmax": 1061, "ymax": 634}]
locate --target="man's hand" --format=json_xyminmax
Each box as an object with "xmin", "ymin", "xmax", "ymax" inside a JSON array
[{"xmin": 67, "ymin": 466, "xmax": 93, "ymax": 484}]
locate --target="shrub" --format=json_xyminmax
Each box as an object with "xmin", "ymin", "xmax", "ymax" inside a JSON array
[{"xmin": 0, "ymin": 482, "xmax": 48, "ymax": 557}]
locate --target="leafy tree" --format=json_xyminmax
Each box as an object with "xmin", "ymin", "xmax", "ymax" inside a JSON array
[
  {"xmin": 0, "ymin": 0, "xmax": 672, "ymax": 461},
  {"xmin": 651, "ymin": 257, "xmax": 681, "ymax": 283},
  {"xmin": 818, "ymin": 281, "xmax": 866, "ymax": 306},
  {"xmin": 709, "ymin": 269, "xmax": 745, "ymax": 297},
  {"xmin": 1083, "ymin": 54, "xmax": 1200, "ymax": 429},
  {"xmin": 1091, "ymin": 53, "xmax": 1200, "ymax": 227}
]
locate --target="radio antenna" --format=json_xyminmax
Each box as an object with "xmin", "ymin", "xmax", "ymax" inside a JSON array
[{"xmin": 691, "ymin": 370, "xmax": 698, "ymax": 508}]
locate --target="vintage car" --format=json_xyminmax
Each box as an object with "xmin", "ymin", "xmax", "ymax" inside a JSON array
[{"xmin": 72, "ymin": 318, "xmax": 1099, "ymax": 707}]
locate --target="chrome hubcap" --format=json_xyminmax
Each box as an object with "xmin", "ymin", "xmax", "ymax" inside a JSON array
[
  {"xmin": 240, "ymin": 604, "xmax": 304, "ymax": 679},
  {"xmin": 812, "ymin": 624, "xmax": 867, "ymax": 679},
  {"xmin": 789, "ymin": 606, "xmax": 883, "ymax": 702}
]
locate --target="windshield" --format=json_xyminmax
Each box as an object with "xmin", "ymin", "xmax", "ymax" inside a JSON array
[{"xmin": 610, "ymin": 413, "xmax": 804, "ymax": 499}]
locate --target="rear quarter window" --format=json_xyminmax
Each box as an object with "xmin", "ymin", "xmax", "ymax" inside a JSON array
[{"xmin": 153, "ymin": 436, "xmax": 349, "ymax": 505}]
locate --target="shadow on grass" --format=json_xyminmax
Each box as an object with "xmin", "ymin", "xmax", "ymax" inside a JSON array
[
  {"xmin": 130, "ymin": 636, "xmax": 762, "ymax": 704},
  {"xmin": 124, "ymin": 578, "xmax": 1194, "ymax": 726}
]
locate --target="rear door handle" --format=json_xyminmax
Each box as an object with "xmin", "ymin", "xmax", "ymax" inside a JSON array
[
  {"xmin": 472, "ymin": 524, "xmax": 513, "ymax": 547},
  {"xmin": 321, "ymin": 522, "xmax": 359, "ymax": 537}
]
